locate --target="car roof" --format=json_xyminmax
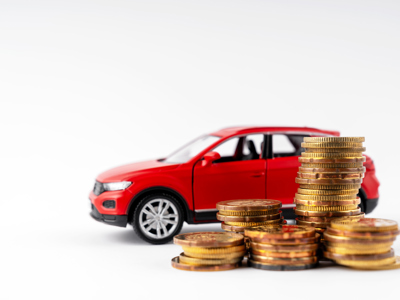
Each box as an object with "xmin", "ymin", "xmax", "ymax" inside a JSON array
[{"xmin": 210, "ymin": 126, "xmax": 340, "ymax": 138}]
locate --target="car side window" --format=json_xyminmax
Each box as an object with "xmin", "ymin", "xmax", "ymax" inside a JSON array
[
  {"xmin": 212, "ymin": 137, "xmax": 242, "ymax": 163},
  {"xmin": 273, "ymin": 134, "xmax": 308, "ymax": 157},
  {"xmin": 243, "ymin": 134, "xmax": 264, "ymax": 160}
]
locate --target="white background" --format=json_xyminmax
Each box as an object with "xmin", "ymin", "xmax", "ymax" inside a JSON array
[{"xmin": 1, "ymin": 0, "xmax": 400, "ymax": 299}]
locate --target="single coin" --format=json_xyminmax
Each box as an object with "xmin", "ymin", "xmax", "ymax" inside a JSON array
[
  {"xmin": 326, "ymin": 227, "xmax": 400, "ymax": 239},
  {"xmin": 217, "ymin": 211, "xmax": 282, "ymax": 222},
  {"xmin": 324, "ymin": 241, "xmax": 394, "ymax": 250},
  {"xmin": 335, "ymin": 257, "xmax": 397, "ymax": 268},
  {"xmin": 325, "ymin": 245, "xmax": 392, "ymax": 255},
  {"xmin": 173, "ymin": 232, "xmax": 244, "ymax": 247},
  {"xmin": 248, "ymin": 258, "xmax": 318, "ymax": 271},
  {"xmin": 301, "ymin": 152, "xmax": 364, "ymax": 158},
  {"xmin": 248, "ymin": 233, "xmax": 321, "ymax": 245},
  {"xmin": 295, "ymin": 177, "xmax": 363, "ymax": 185},
  {"xmin": 294, "ymin": 197, "xmax": 361, "ymax": 206},
  {"xmin": 299, "ymin": 157, "xmax": 366, "ymax": 164},
  {"xmin": 324, "ymin": 249, "xmax": 394, "ymax": 261},
  {"xmin": 297, "ymin": 172, "xmax": 364, "ymax": 180},
  {"xmin": 303, "ymin": 137, "xmax": 365, "ymax": 143},
  {"xmin": 296, "ymin": 213, "xmax": 365, "ymax": 223},
  {"xmin": 330, "ymin": 218, "xmax": 399, "ymax": 232},
  {"xmin": 323, "ymin": 232, "xmax": 397, "ymax": 244},
  {"xmin": 250, "ymin": 254, "xmax": 318, "ymax": 265},
  {"xmin": 295, "ymin": 204, "xmax": 359, "ymax": 211},
  {"xmin": 245, "ymin": 225, "xmax": 315, "ymax": 239},
  {"xmin": 249, "ymin": 242, "xmax": 319, "ymax": 252},
  {"xmin": 216, "ymin": 199, "xmax": 282, "ymax": 212},
  {"xmin": 218, "ymin": 209, "xmax": 280, "ymax": 216},
  {"xmin": 297, "ymin": 188, "xmax": 360, "ymax": 195},
  {"xmin": 251, "ymin": 249, "xmax": 317, "ymax": 258},
  {"xmin": 350, "ymin": 256, "xmax": 400, "ymax": 270},
  {"xmin": 183, "ymin": 250, "xmax": 247, "ymax": 259},
  {"xmin": 179, "ymin": 253, "xmax": 243, "ymax": 266},
  {"xmin": 305, "ymin": 147, "xmax": 366, "ymax": 153},
  {"xmin": 221, "ymin": 222, "xmax": 246, "ymax": 232},
  {"xmin": 296, "ymin": 218, "xmax": 330, "ymax": 228},
  {"xmin": 299, "ymin": 167, "xmax": 365, "ymax": 174},
  {"xmin": 299, "ymin": 184, "xmax": 361, "ymax": 190},
  {"xmin": 301, "ymin": 142, "xmax": 364, "ymax": 148},
  {"xmin": 225, "ymin": 217, "xmax": 284, "ymax": 227},
  {"xmin": 301, "ymin": 162, "xmax": 364, "ymax": 168},
  {"xmin": 295, "ymin": 208, "xmax": 361, "ymax": 217},
  {"xmin": 171, "ymin": 256, "xmax": 241, "ymax": 272},
  {"xmin": 295, "ymin": 193, "xmax": 358, "ymax": 201},
  {"xmin": 181, "ymin": 244, "xmax": 246, "ymax": 255}
]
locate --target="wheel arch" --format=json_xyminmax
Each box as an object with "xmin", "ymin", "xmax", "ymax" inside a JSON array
[
  {"xmin": 358, "ymin": 187, "xmax": 367, "ymax": 213},
  {"xmin": 127, "ymin": 186, "xmax": 194, "ymax": 224}
]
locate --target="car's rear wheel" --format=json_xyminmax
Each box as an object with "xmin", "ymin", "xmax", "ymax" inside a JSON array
[{"xmin": 133, "ymin": 194, "xmax": 184, "ymax": 244}]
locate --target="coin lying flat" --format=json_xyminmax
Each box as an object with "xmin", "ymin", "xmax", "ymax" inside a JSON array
[
  {"xmin": 349, "ymin": 256, "xmax": 400, "ymax": 270},
  {"xmin": 298, "ymin": 157, "xmax": 366, "ymax": 164},
  {"xmin": 330, "ymin": 218, "xmax": 399, "ymax": 232},
  {"xmin": 294, "ymin": 198, "xmax": 361, "ymax": 206},
  {"xmin": 251, "ymin": 249, "xmax": 317, "ymax": 258},
  {"xmin": 334, "ymin": 257, "xmax": 397, "ymax": 268},
  {"xmin": 299, "ymin": 167, "xmax": 365, "ymax": 174},
  {"xmin": 305, "ymin": 147, "xmax": 366, "ymax": 153},
  {"xmin": 250, "ymin": 254, "xmax": 318, "ymax": 265},
  {"xmin": 299, "ymin": 184, "xmax": 362, "ymax": 190},
  {"xmin": 221, "ymin": 222, "xmax": 247, "ymax": 232},
  {"xmin": 324, "ymin": 249, "xmax": 395, "ymax": 261},
  {"xmin": 245, "ymin": 225, "xmax": 316, "ymax": 239},
  {"xmin": 301, "ymin": 152, "xmax": 364, "ymax": 158},
  {"xmin": 247, "ymin": 233, "xmax": 321, "ymax": 245},
  {"xmin": 303, "ymin": 137, "xmax": 365, "ymax": 143},
  {"xmin": 218, "ymin": 209, "xmax": 280, "ymax": 216},
  {"xmin": 324, "ymin": 241, "xmax": 394, "ymax": 250},
  {"xmin": 171, "ymin": 256, "xmax": 241, "ymax": 272},
  {"xmin": 248, "ymin": 258, "xmax": 318, "ymax": 271},
  {"xmin": 294, "ymin": 208, "xmax": 361, "ymax": 217},
  {"xmin": 323, "ymin": 232, "xmax": 397, "ymax": 244},
  {"xmin": 297, "ymin": 172, "xmax": 364, "ymax": 180},
  {"xmin": 326, "ymin": 227, "xmax": 400, "ymax": 239},
  {"xmin": 179, "ymin": 253, "xmax": 243, "ymax": 266},
  {"xmin": 295, "ymin": 177, "xmax": 363, "ymax": 185},
  {"xmin": 225, "ymin": 217, "xmax": 284, "ymax": 227},
  {"xmin": 217, "ymin": 211, "xmax": 282, "ymax": 222},
  {"xmin": 173, "ymin": 232, "xmax": 244, "ymax": 247},
  {"xmin": 249, "ymin": 242, "xmax": 319, "ymax": 252},
  {"xmin": 296, "ymin": 213, "xmax": 365, "ymax": 223},
  {"xmin": 183, "ymin": 250, "xmax": 247, "ymax": 259},
  {"xmin": 301, "ymin": 142, "xmax": 364, "ymax": 148},
  {"xmin": 297, "ymin": 188, "xmax": 360, "ymax": 195},
  {"xmin": 296, "ymin": 218, "xmax": 331, "ymax": 228},
  {"xmin": 295, "ymin": 204, "xmax": 359, "ymax": 211},
  {"xmin": 216, "ymin": 199, "xmax": 281, "ymax": 212},
  {"xmin": 181, "ymin": 244, "xmax": 246, "ymax": 255},
  {"xmin": 295, "ymin": 194, "xmax": 358, "ymax": 201},
  {"xmin": 325, "ymin": 244, "xmax": 392, "ymax": 255}
]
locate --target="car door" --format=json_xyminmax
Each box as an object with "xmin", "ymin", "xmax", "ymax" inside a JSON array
[
  {"xmin": 193, "ymin": 134, "xmax": 266, "ymax": 220},
  {"xmin": 266, "ymin": 134, "xmax": 308, "ymax": 209}
]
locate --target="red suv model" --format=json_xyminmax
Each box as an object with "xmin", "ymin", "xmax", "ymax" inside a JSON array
[{"xmin": 89, "ymin": 127, "xmax": 379, "ymax": 244}]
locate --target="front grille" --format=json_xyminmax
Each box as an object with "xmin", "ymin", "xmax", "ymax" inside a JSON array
[{"xmin": 93, "ymin": 181, "xmax": 105, "ymax": 196}]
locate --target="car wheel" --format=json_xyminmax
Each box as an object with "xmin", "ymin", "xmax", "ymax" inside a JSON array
[
  {"xmin": 359, "ymin": 200, "xmax": 365, "ymax": 213},
  {"xmin": 133, "ymin": 193, "xmax": 184, "ymax": 244}
]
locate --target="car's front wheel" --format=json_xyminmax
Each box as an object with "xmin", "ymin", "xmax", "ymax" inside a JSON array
[{"xmin": 133, "ymin": 194, "xmax": 184, "ymax": 244}]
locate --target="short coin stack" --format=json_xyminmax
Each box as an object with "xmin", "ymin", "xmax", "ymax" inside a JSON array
[
  {"xmin": 294, "ymin": 136, "xmax": 366, "ymax": 233},
  {"xmin": 245, "ymin": 225, "xmax": 320, "ymax": 271},
  {"xmin": 323, "ymin": 218, "xmax": 400, "ymax": 270},
  {"xmin": 216, "ymin": 199, "xmax": 284, "ymax": 233},
  {"xmin": 171, "ymin": 232, "xmax": 246, "ymax": 271}
]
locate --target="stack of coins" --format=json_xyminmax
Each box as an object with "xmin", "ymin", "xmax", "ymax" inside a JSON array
[
  {"xmin": 245, "ymin": 225, "xmax": 320, "ymax": 271},
  {"xmin": 216, "ymin": 199, "xmax": 284, "ymax": 233},
  {"xmin": 323, "ymin": 218, "xmax": 400, "ymax": 270},
  {"xmin": 171, "ymin": 232, "xmax": 246, "ymax": 271},
  {"xmin": 294, "ymin": 137, "xmax": 367, "ymax": 233}
]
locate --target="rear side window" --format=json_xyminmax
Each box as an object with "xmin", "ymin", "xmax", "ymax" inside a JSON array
[{"xmin": 272, "ymin": 134, "xmax": 309, "ymax": 158}]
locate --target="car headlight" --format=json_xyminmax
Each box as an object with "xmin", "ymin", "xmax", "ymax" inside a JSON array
[{"xmin": 103, "ymin": 181, "xmax": 132, "ymax": 191}]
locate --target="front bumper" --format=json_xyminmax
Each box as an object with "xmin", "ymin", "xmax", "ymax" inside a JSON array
[
  {"xmin": 364, "ymin": 197, "xmax": 379, "ymax": 214},
  {"xmin": 90, "ymin": 204, "xmax": 128, "ymax": 227}
]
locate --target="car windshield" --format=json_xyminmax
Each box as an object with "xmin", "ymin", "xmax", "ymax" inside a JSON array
[{"xmin": 164, "ymin": 135, "xmax": 221, "ymax": 164}]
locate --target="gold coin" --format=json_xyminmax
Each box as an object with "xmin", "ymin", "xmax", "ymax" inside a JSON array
[
  {"xmin": 301, "ymin": 142, "xmax": 364, "ymax": 148},
  {"xmin": 326, "ymin": 227, "xmax": 400, "ymax": 239},
  {"xmin": 324, "ymin": 249, "xmax": 394, "ymax": 261},
  {"xmin": 323, "ymin": 232, "xmax": 397, "ymax": 244},
  {"xmin": 221, "ymin": 222, "xmax": 247, "ymax": 232},
  {"xmin": 299, "ymin": 184, "xmax": 361, "ymax": 190},
  {"xmin": 247, "ymin": 259, "xmax": 318, "ymax": 270},
  {"xmin": 324, "ymin": 240, "xmax": 394, "ymax": 250},
  {"xmin": 330, "ymin": 218, "xmax": 399, "ymax": 232},
  {"xmin": 173, "ymin": 232, "xmax": 244, "ymax": 247},
  {"xmin": 247, "ymin": 233, "xmax": 320, "ymax": 245},
  {"xmin": 184, "ymin": 250, "xmax": 247, "ymax": 259},
  {"xmin": 216, "ymin": 211, "xmax": 282, "ymax": 222},
  {"xmin": 294, "ymin": 197, "xmax": 361, "ymax": 206},
  {"xmin": 299, "ymin": 157, "xmax": 366, "ymax": 164},
  {"xmin": 225, "ymin": 218, "xmax": 283, "ymax": 227},
  {"xmin": 303, "ymin": 137, "xmax": 365, "ymax": 143},
  {"xmin": 181, "ymin": 244, "xmax": 246, "ymax": 254},
  {"xmin": 179, "ymin": 253, "xmax": 243, "ymax": 266},
  {"xmin": 216, "ymin": 199, "xmax": 281, "ymax": 212},
  {"xmin": 296, "ymin": 218, "xmax": 330, "ymax": 228},
  {"xmin": 350, "ymin": 256, "xmax": 400, "ymax": 270},
  {"xmin": 335, "ymin": 257, "xmax": 396, "ymax": 268},
  {"xmin": 218, "ymin": 209, "xmax": 280, "ymax": 216},
  {"xmin": 298, "ymin": 167, "xmax": 365, "ymax": 174},
  {"xmin": 295, "ymin": 193, "xmax": 358, "ymax": 201},
  {"xmin": 295, "ymin": 208, "xmax": 361, "ymax": 217},
  {"xmin": 301, "ymin": 152, "xmax": 364, "ymax": 158},
  {"xmin": 325, "ymin": 245, "xmax": 392, "ymax": 255},
  {"xmin": 245, "ymin": 224, "xmax": 315, "ymax": 239},
  {"xmin": 297, "ymin": 188, "xmax": 360, "ymax": 195},
  {"xmin": 295, "ymin": 177, "xmax": 363, "ymax": 185},
  {"xmin": 301, "ymin": 162, "xmax": 364, "ymax": 168},
  {"xmin": 250, "ymin": 254, "xmax": 318, "ymax": 265},
  {"xmin": 295, "ymin": 204, "xmax": 359, "ymax": 211},
  {"xmin": 171, "ymin": 256, "xmax": 241, "ymax": 272},
  {"xmin": 305, "ymin": 147, "xmax": 366, "ymax": 153},
  {"xmin": 251, "ymin": 249, "xmax": 317, "ymax": 258},
  {"xmin": 249, "ymin": 242, "xmax": 319, "ymax": 252},
  {"xmin": 296, "ymin": 213, "xmax": 365, "ymax": 223},
  {"xmin": 297, "ymin": 172, "xmax": 364, "ymax": 180}
]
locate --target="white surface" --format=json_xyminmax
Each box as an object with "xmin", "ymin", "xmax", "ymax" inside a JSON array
[{"xmin": 1, "ymin": 0, "xmax": 400, "ymax": 299}]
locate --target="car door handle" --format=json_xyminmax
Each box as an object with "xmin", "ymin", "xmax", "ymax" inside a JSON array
[{"xmin": 251, "ymin": 172, "xmax": 265, "ymax": 177}]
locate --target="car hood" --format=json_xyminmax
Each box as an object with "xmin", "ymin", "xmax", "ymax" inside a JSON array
[{"xmin": 96, "ymin": 160, "xmax": 179, "ymax": 182}]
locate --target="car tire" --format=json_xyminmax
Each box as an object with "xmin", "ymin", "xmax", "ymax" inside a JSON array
[{"xmin": 133, "ymin": 193, "xmax": 184, "ymax": 244}]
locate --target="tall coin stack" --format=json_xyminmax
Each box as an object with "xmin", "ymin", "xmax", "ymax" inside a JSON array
[
  {"xmin": 216, "ymin": 199, "xmax": 284, "ymax": 233},
  {"xmin": 245, "ymin": 225, "xmax": 320, "ymax": 271},
  {"xmin": 294, "ymin": 136, "xmax": 366, "ymax": 233},
  {"xmin": 171, "ymin": 232, "xmax": 246, "ymax": 271},
  {"xmin": 323, "ymin": 218, "xmax": 400, "ymax": 270}
]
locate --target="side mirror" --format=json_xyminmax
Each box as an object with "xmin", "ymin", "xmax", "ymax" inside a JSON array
[{"xmin": 202, "ymin": 151, "xmax": 221, "ymax": 167}]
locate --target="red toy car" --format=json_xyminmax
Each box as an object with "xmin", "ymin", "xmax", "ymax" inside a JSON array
[{"xmin": 89, "ymin": 127, "xmax": 380, "ymax": 244}]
